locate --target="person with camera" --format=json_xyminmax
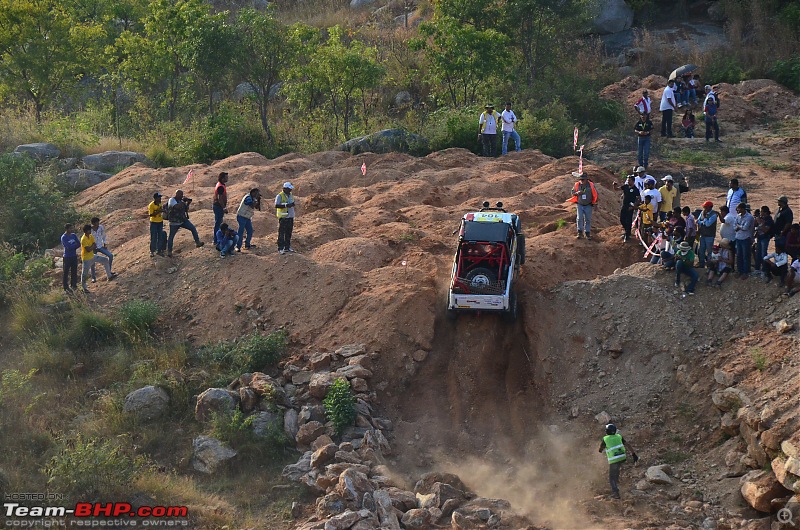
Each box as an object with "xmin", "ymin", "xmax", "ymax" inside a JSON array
[
  {"xmin": 236, "ymin": 188, "xmax": 261, "ymax": 252},
  {"xmin": 166, "ymin": 189, "xmax": 204, "ymax": 257}
]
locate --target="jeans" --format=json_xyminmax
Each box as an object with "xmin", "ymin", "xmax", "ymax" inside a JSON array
[
  {"xmin": 609, "ymin": 462, "xmax": 622, "ymax": 495},
  {"xmin": 63, "ymin": 256, "xmax": 78, "ymax": 290},
  {"xmin": 620, "ymin": 208, "xmax": 634, "ymax": 238},
  {"xmin": 735, "ymin": 238, "xmax": 752, "ymax": 274},
  {"xmin": 676, "ymin": 260, "xmax": 698, "ymax": 292},
  {"xmin": 754, "ymin": 238, "xmax": 770, "ymax": 271},
  {"xmin": 705, "ymin": 116, "xmax": 719, "ymax": 141},
  {"xmin": 576, "ymin": 204, "xmax": 593, "ymax": 234},
  {"xmin": 219, "ymin": 236, "xmax": 238, "ymax": 255},
  {"xmin": 697, "ymin": 236, "xmax": 715, "ymax": 267},
  {"xmin": 762, "ymin": 262, "xmax": 787, "ymax": 280},
  {"xmin": 481, "ymin": 133, "xmax": 497, "ymax": 157},
  {"xmin": 168, "ymin": 220, "xmax": 201, "ymax": 252},
  {"xmin": 684, "ymin": 126, "xmax": 694, "ymax": 138},
  {"xmin": 688, "ymin": 88, "xmax": 697, "ymax": 105},
  {"xmin": 91, "ymin": 247, "xmax": 114, "ymax": 280},
  {"xmin": 501, "ymin": 130, "xmax": 521, "ymax": 155},
  {"xmin": 150, "ymin": 221, "xmax": 163, "ymax": 253},
  {"xmin": 661, "ymin": 109, "xmax": 674, "ymax": 137},
  {"xmin": 278, "ymin": 217, "xmax": 294, "ymax": 250},
  {"xmin": 213, "ymin": 203, "xmax": 225, "ymax": 236},
  {"xmin": 236, "ymin": 215, "xmax": 253, "ymax": 249},
  {"xmin": 637, "ymin": 135, "xmax": 650, "ymax": 169},
  {"xmin": 82, "ymin": 255, "xmax": 110, "ymax": 289}
]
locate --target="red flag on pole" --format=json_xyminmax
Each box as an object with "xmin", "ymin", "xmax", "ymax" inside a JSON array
[
  {"xmin": 578, "ymin": 145, "xmax": 584, "ymax": 174},
  {"xmin": 182, "ymin": 169, "xmax": 193, "ymax": 185},
  {"xmin": 573, "ymin": 127, "xmax": 578, "ymax": 151},
  {"xmin": 361, "ymin": 162, "xmax": 367, "ymax": 176}
]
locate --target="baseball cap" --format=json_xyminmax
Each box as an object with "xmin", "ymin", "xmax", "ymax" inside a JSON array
[
  {"xmin": 704, "ymin": 84, "xmax": 712, "ymax": 91},
  {"xmin": 662, "ymin": 175, "xmax": 674, "ymax": 181},
  {"xmin": 636, "ymin": 166, "xmax": 645, "ymax": 173},
  {"xmin": 572, "ymin": 171, "xmax": 585, "ymax": 178},
  {"xmin": 702, "ymin": 200, "xmax": 713, "ymax": 208},
  {"xmin": 283, "ymin": 182, "xmax": 294, "ymax": 190},
  {"xmin": 153, "ymin": 192, "xmax": 162, "ymax": 199},
  {"xmin": 778, "ymin": 196, "xmax": 788, "ymax": 204}
]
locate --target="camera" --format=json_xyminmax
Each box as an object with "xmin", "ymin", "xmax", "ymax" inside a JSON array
[{"xmin": 182, "ymin": 197, "xmax": 193, "ymax": 205}]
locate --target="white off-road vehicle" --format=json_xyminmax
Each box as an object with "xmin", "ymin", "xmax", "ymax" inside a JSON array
[{"xmin": 446, "ymin": 202, "xmax": 525, "ymax": 320}]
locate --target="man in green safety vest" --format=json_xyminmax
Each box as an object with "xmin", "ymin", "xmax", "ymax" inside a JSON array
[{"xmin": 598, "ymin": 423, "xmax": 638, "ymax": 499}]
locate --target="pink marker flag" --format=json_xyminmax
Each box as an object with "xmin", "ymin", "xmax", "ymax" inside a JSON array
[
  {"xmin": 182, "ymin": 169, "xmax": 193, "ymax": 185},
  {"xmin": 578, "ymin": 145, "xmax": 584, "ymax": 174},
  {"xmin": 573, "ymin": 127, "xmax": 578, "ymax": 151},
  {"xmin": 361, "ymin": 162, "xmax": 367, "ymax": 176}
]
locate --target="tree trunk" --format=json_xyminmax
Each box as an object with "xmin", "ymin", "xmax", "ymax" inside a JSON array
[{"xmin": 258, "ymin": 91, "xmax": 273, "ymax": 143}]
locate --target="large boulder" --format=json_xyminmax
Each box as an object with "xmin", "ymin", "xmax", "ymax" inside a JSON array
[
  {"xmin": 646, "ymin": 465, "xmax": 673, "ymax": 485},
  {"xmin": 284, "ymin": 408, "xmax": 300, "ymax": 440},
  {"xmin": 251, "ymin": 411, "xmax": 282, "ymax": 437},
  {"xmin": 194, "ymin": 388, "xmax": 238, "ymax": 421},
  {"xmin": 588, "ymin": 0, "xmax": 634, "ymax": 35},
  {"xmin": 740, "ymin": 470, "xmax": 792, "ymax": 512},
  {"xmin": 55, "ymin": 169, "xmax": 113, "ymax": 191},
  {"xmin": 337, "ymin": 129, "xmax": 428, "ymax": 155},
  {"xmin": 14, "ymin": 143, "xmax": 60, "ymax": 161},
  {"xmin": 296, "ymin": 420, "xmax": 326, "ymax": 446},
  {"xmin": 309, "ymin": 372, "xmax": 338, "ymax": 399},
  {"xmin": 122, "ymin": 385, "xmax": 170, "ymax": 421},
  {"xmin": 81, "ymin": 151, "xmax": 149, "ymax": 173},
  {"xmin": 712, "ymin": 387, "xmax": 750, "ymax": 412},
  {"xmin": 191, "ymin": 436, "xmax": 236, "ymax": 474}
]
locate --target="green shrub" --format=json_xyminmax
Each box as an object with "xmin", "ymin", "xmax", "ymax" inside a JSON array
[
  {"xmin": 65, "ymin": 310, "xmax": 118, "ymax": 350},
  {"xmin": 209, "ymin": 409, "xmax": 286, "ymax": 459},
  {"xmin": 237, "ymin": 330, "xmax": 289, "ymax": 372},
  {"xmin": 524, "ymin": 101, "xmax": 576, "ymax": 158},
  {"xmin": 119, "ymin": 299, "xmax": 160, "ymax": 336},
  {"xmin": 324, "ymin": 378, "xmax": 356, "ymax": 436},
  {"xmin": 176, "ymin": 103, "xmax": 270, "ymax": 164},
  {"xmin": 704, "ymin": 55, "xmax": 746, "ymax": 85},
  {"xmin": 769, "ymin": 57, "xmax": 800, "ymax": 92},
  {"xmin": 426, "ymin": 106, "xmax": 482, "ymax": 154},
  {"xmin": 45, "ymin": 434, "xmax": 139, "ymax": 497}
]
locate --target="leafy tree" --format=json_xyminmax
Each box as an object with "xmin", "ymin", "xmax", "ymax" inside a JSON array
[
  {"xmin": 233, "ymin": 8, "xmax": 295, "ymax": 142},
  {"xmin": 285, "ymin": 26, "xmax": 384, "ymax": 139},
  {"xmin": 0, "ymin": 0, "xmax": 103, "ymax": 121},
  {"xmin": 184, "ymin": 11, "xmax": 235, "ymax": 116},
  {"xmin": 413, "ymin": 16, "xmax": 509, "ymax": 107}
]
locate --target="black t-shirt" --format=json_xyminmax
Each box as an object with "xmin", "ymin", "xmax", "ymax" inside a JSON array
[
  {"xmin": 634, "ymin": 120, "xmax": 653, "ymax": 135},
  {"xmin": 621, "ymin": 185, "xmax": 639, "ymax": 210},
  {"xmin": 774, "ymin": 207, "xmax": 794, "ymax": 236}
]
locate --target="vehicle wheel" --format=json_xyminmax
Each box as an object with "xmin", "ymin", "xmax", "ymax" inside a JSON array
[
  {"xmin": 517, "ymin": 234, "xmax": 526, "ymax": 265},
  {"xmin": 465, "ymin": 267, "xmax": 497, "ymax": 288},
  {"xmin": 504, "ymin": 291, "xmax": 518, "ymax": 322}
]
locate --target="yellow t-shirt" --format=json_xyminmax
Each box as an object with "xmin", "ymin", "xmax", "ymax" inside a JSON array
[
  {"xmin": 81, "ymin": 233, "xmax": 95, "ymax": 261},
  {"xmin": 639, "ymin": 203, "xmax": 654, "ymax": 226},
  {"xmin": 148, "ymin": 201, "xmax": 163, "ymax": 223},
  {"xmin": 659, "ymin": 185, "xmax": 677, "ymax": 213}
]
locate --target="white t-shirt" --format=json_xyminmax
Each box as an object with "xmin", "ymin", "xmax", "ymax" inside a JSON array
[
  {"xmin": 719, "ymin": 212, "xmax": 737, "ymax": 240},
  {"xmin": 660, "ymin": 86, "xmax": 676, "ymax": 111},
  {"xmin": 500, "ymin": 109, "xmax": 517, "ymax": 132},
  {"xmin": 644, "ymin": 189, "xmax": 662, "ymax": 215},
  {"xmin": 791, "ymin": 259, "xmax": 800, "ymax": 273},
  {"xmin": 479, "ymin": 112, "xmax": 499, "ymax": 134},
  {"xmin": 634, "ymin": 176, "xmax": 646, "ymax": 199}
]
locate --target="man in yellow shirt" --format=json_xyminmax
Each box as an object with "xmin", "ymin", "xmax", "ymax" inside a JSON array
[
  {"xmin": 81, "ymin": 224, "xmax": 115, "ymax": 292},
  {"xmin": 658, "ymin": 176, "xmax": 678, "ymax": 222},
  {"xmin": 148, "ymin": 192, "xmax": 165, "ymax": 257}
]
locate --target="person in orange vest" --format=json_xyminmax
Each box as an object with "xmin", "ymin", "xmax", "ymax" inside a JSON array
[{"xmin": 568, "ymin": 171, "xmax": 598, "ymax": 240}]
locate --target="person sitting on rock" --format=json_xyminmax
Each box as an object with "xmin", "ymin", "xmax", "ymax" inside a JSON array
[
  {"xmin": 707, "ymin": 239, "xmax": 734, "ymax": 288},
  {"xmin": 675, "ymin": 241, "xmax": 698, "ymax": 294},
  {"xmin": 215, "ymin": 223, "xmax": 239, "ymax": 258},
  {"xmin": 785, "ymin": 257, "xmax": 800, "ymax": 296},
  {"xmin": 598, "ymin": 423, "xmax": 638, "ymax": 500},
  {"xmin": 681, "ymin": 109, "xmax": 696, "ymax": 138}
]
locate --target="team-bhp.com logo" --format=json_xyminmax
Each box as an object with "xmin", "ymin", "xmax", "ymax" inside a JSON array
[{"xmin": 4, "ymin": 502, "xmax": 189, "ymax": 527}]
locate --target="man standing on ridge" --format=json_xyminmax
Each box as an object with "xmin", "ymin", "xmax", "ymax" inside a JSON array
[
  {"xmin": 660, "ymin": 79, "xmax": 677, "ymax": 138},
  {"xmin": 568, "ymin": 171, "xmax": 598, "ymax": 240},
  {"xmin": 213, "ymin": 172, "xmax": 229, "ymax": 236},
  {"xmin": 236, "ymin": 188, "xmax": 261, "ymax": 252},
  {"xmin": 703, "ymin": 84, "xmax": 721, "ymax": 142},
  {"xmin": 148, "ymin": 192, "xmax": 165, "ymax": 257},
  {"xmin": 478, "ymin": 104, "xmax": 499, "ymax": 157},
  {"xmin": 500, "ymin": 102, "xmax": 521, "ymax": 155},
  {"xmin": 599, "ymin": 424, "xmax": 638, "ymax": 499},
  {"xmin": 61, "ymin": 223, "xmax": 81, "ymax": 293},
  {"xmin": 276, "ymin": 182, "xmax": 296, "ymax": 254},
  {"xmin": 634, "ymin": 112, "xmax": 653, "ymax": 170}
]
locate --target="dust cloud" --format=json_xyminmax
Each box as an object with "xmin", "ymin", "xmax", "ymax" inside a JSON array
[{"xmin": 438, "ymin": 427, "xmax": 611, "ymax": 529}]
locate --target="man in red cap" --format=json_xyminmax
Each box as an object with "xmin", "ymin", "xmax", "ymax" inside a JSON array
[{"xmin": 696, "ymin": 200, "xmax": 718, "ymax": 268}]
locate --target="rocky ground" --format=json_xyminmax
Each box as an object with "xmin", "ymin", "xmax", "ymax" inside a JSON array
[{"xmin": 62, "ymin": 77, "xmax": 800, "ymax": 529}]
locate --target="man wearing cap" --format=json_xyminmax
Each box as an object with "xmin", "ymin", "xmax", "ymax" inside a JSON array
[
  {"xmin": 634, "ymin": 112, "xmax": 653, "ymax": 170},
  {"xmin": 568, "ymin": 172, "xmax": 598, "ymax": 240},
  {"xmin": 675, "ymin": 240, "xmax": 698, "ymax": 294},
  {"xmin": 213, "ymin": 172, "xmax": 229, "ymax": 236},
  {"xmin": 500, "ymin": 102, "xmax": 521, "ymax": 155},
  {"xmin": 659, "ymin": 79, "xmax": 677, "ymax": 138},
  {"xmin": 703, "ymin": 84, "xmax": 721, "ymax": 142},
  {"xmin": 673, "ymin": 174, "xmax": 690, "ymax": 209},
  {"xmin": 478, "ymin": 104, "xmax": 499, "ymax": 157},
  {"xmin": 697, "ymin": 201, "xmax": 719, "ymax": 267},
  {"xmin": 774, "ymin": 196, "xmax": 794, "ymax": 248},
  {"xmin": 613, "ymin": 175, "xmax": 639, "ymax": 242},
  {"xmin": 275, "ymin": 182, "xmax": 296, "ymax": 254},
  {"xmin": 734, "ymin": 202, "xmax": 755, "ymax": 278},
  {"xmin": 633, "ymin": 166, "xmax": 648, "ymax": 200},
  {"xmin": 236, "ymin": 188, "xmax": 261, "ymax": 252},
  {"xmin": 148, "ymin": 192, "xmax": 165, "ymax": 257},
  {"xmin": 658, "ymin": 176, "xmax": 677, "ymax": 222}
]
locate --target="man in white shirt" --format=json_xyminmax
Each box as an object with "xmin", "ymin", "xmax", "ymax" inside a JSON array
[
  {"xmin": 90, "ymin": 216, "xmax": 114, "ymax": 282},
  {"xmin": 500, "ymin": 102, "xmax": 521, "ymax": 155},
  {"xmin": 726, "ymin": 178, "xmax": 747, "ymax": 212},
  {"xmin": 660, "ymin": 79, "xmax": 677, "ymax": 138},
  {"xmin": 633, "ymin": 166, "xmax": 655, "ymax": 201},
  {"xmin": 643, "ymin": 180, "xmax": 662, "ymax": 219},
  {"xmin": 633, "ymin": 90, "xmax": 652, "ymax": 117},
  {"xmin": 478, "ymin": 104, "xmax": 499, "ymax": 157}
]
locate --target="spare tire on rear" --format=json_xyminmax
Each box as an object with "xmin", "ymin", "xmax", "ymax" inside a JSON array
[{"xmin": 465, "ymin": 267, "xmax": 497, "ymax": 289}]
